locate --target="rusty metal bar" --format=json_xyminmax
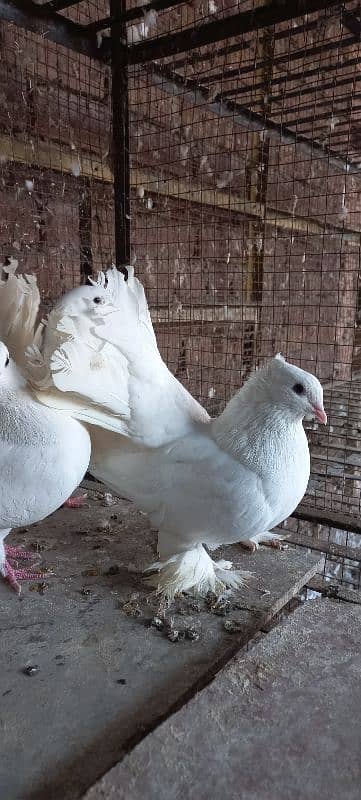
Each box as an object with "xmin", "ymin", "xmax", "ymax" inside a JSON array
[
  {"xmin": 0, "ymin": 0, "xmax": 104, "ymax": 59},
  {"xmin": 126, "ymin": 0, "xmax": 344, "ymax": 64},
  {"xmin": 110, "ymin": 0, "xmax": 131, "ymax": 266},
  {"xmin": 148, "ymin": 64, "xmax": 361, "ymax": 174},
  {"xmin": 86, "ymin": 0, "xmax": 185, "ymax": 33}
]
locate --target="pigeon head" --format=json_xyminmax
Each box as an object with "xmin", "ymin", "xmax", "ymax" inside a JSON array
[
  {"xmin": 267, "ymin": 354, "xmax": 327, "ymax": 424},
  {"xmin": 55, "ymin": 284, "xmax": 108, "ymax": 316}
]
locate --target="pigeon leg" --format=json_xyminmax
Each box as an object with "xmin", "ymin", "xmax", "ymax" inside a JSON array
[
  {"xmin": 1, "ymin": 561, "xmax": 45, "ymax": 594},
  {"xmin": 1, "ymin": 532, "xmax": 45, "ymax": 593},
  {"xmin": 256, "ymin": 532, "xmax": 287, "ymax": 549},
  {"xmin": 5, "ymin": 544, "xmax": 37, "ymax": 561},
  {"xmin": 238, "ymin": 540, "xmax": 258, "ymax": 553},
  {"xmin": 264, "ymin": 537, "xmax": 287, "ymax": 550},
  {"xmin": 2, "ymin": 560, "xmax": 21, "ymax": 593},
  {"xmin": 249, "ymin": 532, "xmax": 286, "ymax": 550}
]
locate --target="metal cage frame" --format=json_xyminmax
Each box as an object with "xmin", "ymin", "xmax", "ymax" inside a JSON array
[{"xmin": 1, "ymin": 0, "xmax": 361, "ymax": 589}]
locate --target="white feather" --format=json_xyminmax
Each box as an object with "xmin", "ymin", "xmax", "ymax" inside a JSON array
[{"xmin": 0, "ymin": 340, "xmax": 91, "ymax": 592}]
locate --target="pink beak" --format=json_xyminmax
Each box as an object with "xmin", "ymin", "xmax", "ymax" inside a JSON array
[{"xmin": 313, "ymin": 404, "xmax": 327, "ymax": 425}]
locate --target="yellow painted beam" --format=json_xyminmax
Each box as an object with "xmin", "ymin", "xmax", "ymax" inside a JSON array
[{"xmin": 0, "ymin": 133, "xmax": 359, "ymax": 244}]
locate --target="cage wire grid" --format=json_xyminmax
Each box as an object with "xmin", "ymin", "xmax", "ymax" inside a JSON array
[{"xmin": 0, "ymin": 0, "xmax": 361, "ymax": 590}]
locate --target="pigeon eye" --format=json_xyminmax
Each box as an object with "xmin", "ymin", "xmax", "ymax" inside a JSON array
[
  {"xmin": 93, "ymin": 296, "xmax": 102, "ymax": 304},
  {"xmin": 292, "ymin": 383, "xmax": 304, "ymax": 395},
  {"xmin": 5, "ymin": 356, "xmax": 9, "ymax": 367}
]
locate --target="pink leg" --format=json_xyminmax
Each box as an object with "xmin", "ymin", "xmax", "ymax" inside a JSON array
[
  {"xmin": 3, "ymin": 560, "xmax": 45, "ymax": 594},
  {"xmin": 63, "ymin": 493, "xmax": 88, "ymax": 509},
  {"xmin": 5, "ymin": 544, "xmax": 37, "ymax": 561}
]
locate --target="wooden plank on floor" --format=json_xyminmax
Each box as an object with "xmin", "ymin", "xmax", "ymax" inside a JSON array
[
  {"xmin": 83, "ymin": 599, "xmax": 361, "ymax": 800},
  {"xmin": 0, "ymin": 495, "xmax": 321, "ymax": 800}
]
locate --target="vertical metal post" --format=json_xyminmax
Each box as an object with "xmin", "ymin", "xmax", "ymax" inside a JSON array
[
  {"xmin": 110, "ymin": 0, "xmax": 130, "ymax": 267},
  {"xmin": 244, "ymin": 3, "xmax": 274, "ymax": 371},
  {"xmin": 79, "ymin": 179, "xmax": 93, "ymax": 282},
  {"xmin": 245, "ymin": 20, "xmax": 274, "ymax": 306}
]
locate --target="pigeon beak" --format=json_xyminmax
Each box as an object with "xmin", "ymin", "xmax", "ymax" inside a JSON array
[{"xmin": 313, "ymin": 404, "xmax": 327, "ymax": 425}]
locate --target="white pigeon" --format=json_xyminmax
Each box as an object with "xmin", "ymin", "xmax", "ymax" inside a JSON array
[
  {"xmin": 21, "ymin": 265, "xmax": 327, "ymax": 600},
  {"xmin": 0, "ymin": 340, "xmax": 91, "ymax": 592},
  {"xmin": 0, "ymin": 266, "xmax": 91, "ymax": 593}
]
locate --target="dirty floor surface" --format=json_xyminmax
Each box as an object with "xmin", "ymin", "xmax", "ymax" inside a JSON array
[
  {"xmin": 84, "ymin": 598, "xmax": 361, "ymax": 800},
  {"xmin": 0, "ymin": 488, "xmax": 320, "ymax": 800}
]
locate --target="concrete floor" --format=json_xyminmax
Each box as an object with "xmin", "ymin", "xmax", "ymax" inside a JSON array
[
  {"xmin": 0, "ymin": 489, "xmax": 320, "ymax": 800},
  {"xmin": 85, "ymin": 598, "xmax": 361, "ymax": 800}
]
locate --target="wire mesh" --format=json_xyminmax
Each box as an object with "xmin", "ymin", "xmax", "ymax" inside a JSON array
[
  {"xmin": 128, "ymin": 0, "xmax": 361, "ymax": 589},
  {"xmin": 0, "ymin": 13, "xmax": 114, "ymax": 311},
  {"xmin": 1, "ymin": 1, "xmax": 361, "ymax": 588}
]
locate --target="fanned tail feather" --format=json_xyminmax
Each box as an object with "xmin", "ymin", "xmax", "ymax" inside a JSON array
[
  {"xmin": 26, "ymin": 263, "xmax": 208, "ymax": 442},
  {"xmin": 26, "ymin": 344, "xmax": 53, "ymax": 390},
  {"xmin": 50, "ymin": 337, "xmax": 130, "ymax": 417},
  {"xmin": 0, "ymin": 259, "xmax": 40, "ymax": 367}
]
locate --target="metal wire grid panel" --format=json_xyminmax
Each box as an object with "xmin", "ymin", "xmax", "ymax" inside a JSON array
[
  {"xmin": 125, "ymin": 1, "xmax": 361, "ymax": 589},
  {"xmin": 0, "ymin": 0, "xmax": 361, "ymax": 587},
  {"xmin": 0, "ymin": 9, "xmax": 114, "ymax": 311}
]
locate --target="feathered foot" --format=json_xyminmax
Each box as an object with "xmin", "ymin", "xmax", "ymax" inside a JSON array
[
  {"xmin": 145, "ymin": 543, "xmax": 251, "ymax": 601},
  {"xmin": 63, "ymin": 493, "xmax": 88, "ymax": 509},
  {"xmin": 1, "ymin": 560, "xmax": 45, "ymax": 594}
]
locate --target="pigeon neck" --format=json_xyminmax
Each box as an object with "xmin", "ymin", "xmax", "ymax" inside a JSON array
[{"xmin": 212, "ymin": 394, "xmax": 304, "ymax": 464}]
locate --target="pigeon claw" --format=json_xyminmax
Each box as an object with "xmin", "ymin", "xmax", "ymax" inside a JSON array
[
  {"xmin": 5, "ymin": 544, "xmax": 37, "ymax": 561},
  {"xmin": 4, "ymin": 561, "xmax": 21, "ymax": 593},
  {"xmin": 241, "ymin": 532, "xmax": 286, "ymax": 551},
  {"xmin": 257, "ymin": 532, "xmax": 287, "ymax": 550},
  {"xmin": 63, "ymin": 493, "xmax": 88, "ymax": 509},
  {"xmin": 239, "ymin": 540, "xmax": 258, "ymax": 554},
  {"xmin": 264, "ymin": 538, "xmax": 288, "ymax": 550},
  {"xmin": 3, "ymin": 560, "xmax": 45, "ymax": 594}
]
